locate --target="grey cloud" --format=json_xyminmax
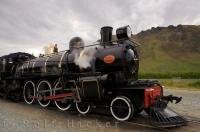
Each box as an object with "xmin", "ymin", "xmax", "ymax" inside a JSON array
[
  {"xmin": 163, "ymin": 0, "xmax": 200, "ymax": 25},
  {"xmin": 0, "ymin": 0, "xmax": 199, "ymax": 56}
]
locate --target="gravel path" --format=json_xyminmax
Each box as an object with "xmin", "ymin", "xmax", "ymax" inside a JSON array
[
  {"xmin": 0, "ymin": 88, "xmax": 199, "ymax": 132},
  {"xmin": 164, "ymin": 88, "xmax": 200, "ymax": 118}
]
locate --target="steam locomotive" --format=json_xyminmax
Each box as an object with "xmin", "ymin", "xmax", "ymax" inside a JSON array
[{"xmin": 0, "ymin": 26, "xmax": 186, "ymax": 127}]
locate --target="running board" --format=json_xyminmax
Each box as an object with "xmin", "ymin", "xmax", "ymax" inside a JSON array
[{"xmin": 149, "ymin": 107, "xmax": 187, "ymax": 127}]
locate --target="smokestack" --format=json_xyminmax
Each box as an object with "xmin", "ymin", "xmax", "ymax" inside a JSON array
[{"xmin": 100, "ymin": 26, "xmax": 113, "ymax": 44}]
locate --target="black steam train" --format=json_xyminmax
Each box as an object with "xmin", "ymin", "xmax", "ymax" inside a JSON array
[{"xmin": 0, "ymin": 26, "xmax": 186, "ymax": 127}]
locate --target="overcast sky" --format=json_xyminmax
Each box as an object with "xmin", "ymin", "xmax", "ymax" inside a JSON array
[{"xmin": 0, "ymin": 0, "xmax": 199, "ymax": 56}]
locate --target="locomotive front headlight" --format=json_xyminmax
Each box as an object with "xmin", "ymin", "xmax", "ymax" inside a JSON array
[{"xmin": 116, "ymin": 25, "xmax": 132, "ymax": 40}]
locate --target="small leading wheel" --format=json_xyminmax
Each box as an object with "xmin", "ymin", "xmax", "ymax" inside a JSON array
[
  {"xmin": 23, "ymin": 81, "xmax": 35, "ymax": 104},
  {"xmin": 53, "ymin": 79, "xmax": 71, "ymax": 111},
  {"xmin": 110, "ymin": 96, "xmax": 134, "ymax": 121},
  {"xmin": 76, "ymin": 102, "xmax": 91, "ymax": 115},
  {"xmin": 37, "ymin": 80, "xmax": 52, "ymax": 107}
]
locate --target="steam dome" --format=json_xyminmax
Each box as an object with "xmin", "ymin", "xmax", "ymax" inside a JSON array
[{"xmin": 69, "ymin": 37, "xmax": 85, "ymax": 50}]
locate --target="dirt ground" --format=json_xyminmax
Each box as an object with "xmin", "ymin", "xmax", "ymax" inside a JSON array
[
  {"xmin": 0, "ymin": 88, "xmax": 199, "ymax": 132},
  {"xmin": 164, "ymin": 89, "xmax": 200, "ymax": 118}
]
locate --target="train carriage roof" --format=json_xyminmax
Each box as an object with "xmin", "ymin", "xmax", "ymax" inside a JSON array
[{"xmin": 0, "ymin": 52, "xmax": 35, "ymax": 60}]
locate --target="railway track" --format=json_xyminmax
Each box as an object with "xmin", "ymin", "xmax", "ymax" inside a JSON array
[
  {"xmin": 123, "ymin": 120, "xmax": 169, "ymax": 131},
  {"xmin": 1, "ymin": 98, "xmax": 200, "ymax": 131},
  {"xmin": 18, "ymin": 101, "xmax": 200, "ymax": 127},
  {"xmin": 184, "ymin": 115, "xmax": 200, "ymax": 124},
  {"xmin": 90, "ymin": 109, "xmax": 200, "ymax": 131},
  {"xmin": 117, "ymin": 115, "xmax": 200, "ymax": 132}
]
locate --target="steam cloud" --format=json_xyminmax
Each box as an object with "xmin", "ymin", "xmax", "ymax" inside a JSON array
[{"xmin": 73, "ymin": 47, "xmax": 97, "ymax": 69}]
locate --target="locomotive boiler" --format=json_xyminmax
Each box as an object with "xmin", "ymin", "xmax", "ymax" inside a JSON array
[{"xmin": 0, "ymin": 25, "xmax": 186, "ymax": 127}]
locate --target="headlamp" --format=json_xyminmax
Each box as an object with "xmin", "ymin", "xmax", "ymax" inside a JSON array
[{"xmin": 116, "ymin": 25, "xmax": 132, "ymax": 40}]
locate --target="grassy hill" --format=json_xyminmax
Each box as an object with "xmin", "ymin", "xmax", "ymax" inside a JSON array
[{"xmin": 133, "ymin": 25, "xmax": 200, "ymax": 79}]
